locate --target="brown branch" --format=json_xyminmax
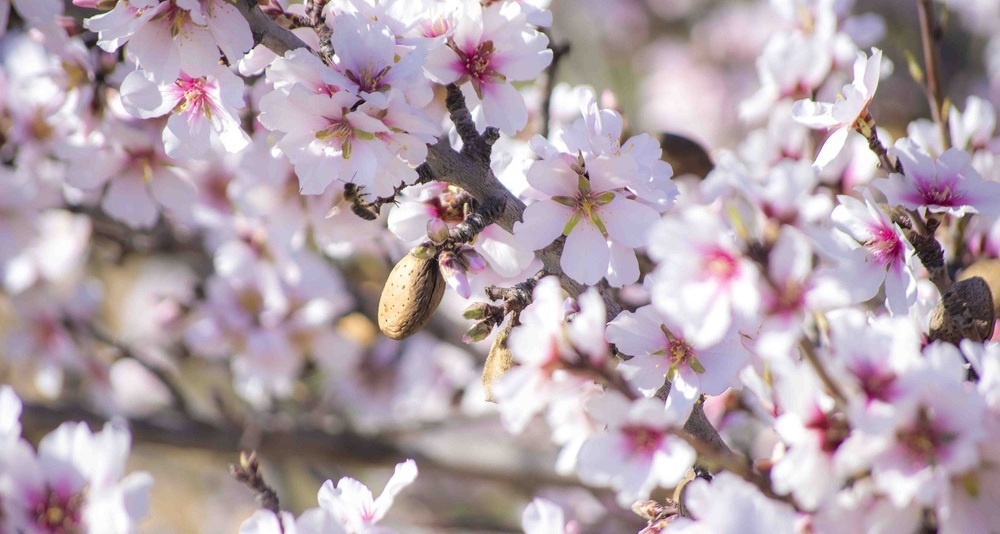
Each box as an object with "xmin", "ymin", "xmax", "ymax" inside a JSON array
[
  {"xmin": 232, "ymin": 0, "xmax": 311, "ymax": 56},
  {"xmin": 916, "ymin": 0, "xmax": 950, "ymax": 150}
]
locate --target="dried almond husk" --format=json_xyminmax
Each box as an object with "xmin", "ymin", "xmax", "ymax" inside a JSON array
[
  {"xmin": 928, "ymin": 276, "xmax": 995, "ymax": 344},
  {"xmin": 958, "ymin": 259, "xmax": 1000, "ymax": 319},
  {"xmin": 378, "ymin": 252, "xmax": 446, "ymax": 340},
  {"xmin": 482, "ymin": 318, "xmax": 515, "ymax": 402}
]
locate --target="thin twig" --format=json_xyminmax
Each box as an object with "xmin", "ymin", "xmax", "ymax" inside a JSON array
[
  {"xmin": 916, "ymin": 0, "xmax": 950, "ymax": 150},
  {"xmin": 540, "ymin": 33, "xmax": 571, "ymax": 139},
  {"xmin": 799, "ymin": 338, "xmax": 849, "ymax": 407},
  {"xmin": 74, "ymin": 319, "xmax": 194, "ymax": 417},
  {"xmin": 230, "ymin": 450, "xmax": 285, "ymax": 533}
]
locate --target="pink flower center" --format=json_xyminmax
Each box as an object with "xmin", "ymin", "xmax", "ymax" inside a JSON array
[
  {"xmin": 316, "ymin": 115, "xmax": 357, "ymax": 156},
  {"xmin": 851, "ymin": 360, "xmax": 897, "ymax": 403},
  {"xmin": 621, "ymin": 424, "xmax": 664, "ymax": 458},
  {"xmin": 453, "ymin": 40, "xmax": 500, "ymax": 97},
  {"xmin": 702, "ymin": 249, "xmax": 738, "ymax": 281},
  {"xmin": 460, "ymin": 40, "xmax": 496, "ymax": 80},
  {"xmin": 915, "ymin": 177, "xmax": 965, "ymax": 207},
  {"xmin": 345, "ymin": 65, "xmax": 391, "ymax": 95},
  {"xmin": 174, "ymin": 75, "xmax": 214, "ymax": 118},
  {"xmin": 897, "ymin": 406, "xmax": 955, "ymax": 466},
  {"xmin": 32, "ymin": 488, "xmax": 85, "ymax": 534},
  {"xmin": 804, "ymin": 409, "xmax": 849, "ymax": 453},
  {"xmin": 666, "ymin": 338, "xmax": 694, "ymax": 367},
  {"xmin": 864, "ymin": 224, "xmax": 903, "ymax": 267}
]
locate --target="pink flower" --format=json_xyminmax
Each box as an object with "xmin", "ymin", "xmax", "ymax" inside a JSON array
[
  {"xmin": 514, "ymin": 153, "xmax": 659, "ymax": 286},
  {"xmin": 646, "ymin": 206, "xmax": 761, "ymax": 347},
  {"xmin": 606, "ymin": 304, "xmax": 748, "ymax": 422},
  {"xmin": 492, "ymin": 277, "xmax": 607, "ymax": 433},
  {"xmin": 120, "ymin": 65, "xmax": 250, "ymax": 159},
  {"xmin": 425, "ymin": 0, "xmax": 552, "ymax": 135},
  {"xmin": 259, "ymin": 50, "xmax": 436, "ymax": 197},
  {"xmin": 317, "ymin": 459, "xmax": 417, "ymax": 533},
  {"xmin": 831, "ymin": 189, "xmax": 917, "ymax": 315},
  {"xmin": 325, "ymin": 12, "xmax": 432, "ymax": 108},
  {"xmin": 1, "ymin": 419, "xmax": 152, "ymax": 534},
  {"xmin": 65, "ymin": 118, "xmax": 196, "ymax": 229},
  {"xmin": 878, "ymin": 138, "xmax": 1000, "ymax": 219},
  {"xmin": 792, "ymin": 47, "xmax": 882, "ymax": 170},
  {"xmin": 521, "ymin": 498, "xmax": 579, "ymax": 534},
  {"xmin": 85, "ymin": 0, "xmax": 253, "ymax": 82},
  {"xmin": 575, "ymin": 392, "xmax": 695, "ymax": 505},
  {"xmin": 667, "ymin": 472, "xmax": 799, "ymax": 534}
]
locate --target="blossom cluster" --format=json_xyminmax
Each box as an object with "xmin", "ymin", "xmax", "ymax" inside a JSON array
[
  {"xmin": 0, "ymin": 387, "xmax": 151, "ymax": 533},
  {"xmin": 4, "ymin": 0, "xmax": 1000, "ymax": 532}
]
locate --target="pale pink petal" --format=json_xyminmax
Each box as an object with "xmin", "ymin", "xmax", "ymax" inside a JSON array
[
  {"xmin": 163, "ymin": 112, "xmax": 211, "ymax": 159},
  {"xmin": 814, "ymin": 126, "xmax": 850, "ymax": 170},
  {"xmin": 526, "ymin": 158, "xmax": 578, "ymax": 197},
  {"xmin": 562, "ymin": 222, "xmax": 609, "ymax": 285},
  {"xmin": 515, "ymin": 200, "xmax": 571, "ymax": 251},
  {"xmin": 423, "ymin": 46, "xmax": 463, "ymax": 84},
  {"xmin": 127, "ymin": 21, "xmax": 180, "ymax": 82},
  {"xmin": 605, "ymin": 241, "xmax": 640, "ymax": 287},
  {"xmin": 371, "ymin": 459, "xmax": 418, "ymax": 522},
  {"xmin": 119, "ymin": 70, "xmax": 176, "ymax": 118},
  {"xmin": 665, "ymin": 366, "xmax": 700, "ymax": 421},
  {"xmin": 600, "ymin": 197, "xmax": 659, "ymax": 248},
  {"xmin": 481, "ymin": 81, "xmax": 527, "ymax": 136},
  {"xmin": 791, "ymin": 100, "xmax": 838, "ymax": 128}
]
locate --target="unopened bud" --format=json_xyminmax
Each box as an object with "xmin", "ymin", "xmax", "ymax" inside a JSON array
[
  {"xmin": 463, "ymin": 301, "xmax": 491, "ymax": 320},
  {"xmin": 426, "ymin": 218, "xmax": 450, "ymax": 245},
  {"xmin": 462, "ymin": 320, "xmax": 493, "ymax": 343},
  {"xmin": 411, "ymin": 243, "xmax": 437, "ymax": 260},
  {"xmin": 461, "ymin": 248, "xmax": 487, "ymax": 274}
]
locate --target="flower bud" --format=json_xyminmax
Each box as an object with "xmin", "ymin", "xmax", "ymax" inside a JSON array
[
  {"xmin": 411, "ymin": 243, "xmax": 437, "ymax": 260},
  {"xmin": 426, "ymin": 218, "xmax": 450, "ymax": 245},
  {"xmin": 462, "ymin": 320, "xmax": 493, "ymax": 344},
  {"xmin": 463, "ymin": 302, "xmax": 491, "ymax": 320}
]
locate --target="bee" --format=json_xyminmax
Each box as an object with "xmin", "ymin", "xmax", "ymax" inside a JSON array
[{"xmin": 342, "ymin": 182, "xmax": 380, "ymax": 220}]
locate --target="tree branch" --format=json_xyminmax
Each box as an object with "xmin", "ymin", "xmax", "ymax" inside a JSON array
[
  {"xmin": 232, "ymin": 0, "xmax": 311, "ymax": 56},
  {"xmin": 916, "ymin": 0, "xmax": 950, "ymax": 150}
]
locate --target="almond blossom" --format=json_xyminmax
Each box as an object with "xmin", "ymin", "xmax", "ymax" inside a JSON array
[
  {"xmin": 84, "ymin": 0, "xmax": 253, "ymax": 83},
  {"xmin": 239, "ymin": 459, "xmax": 416, "ymax": 534},
  {"xmin": 575, "ymin": 392, "xmax": 695, "ymax": 506},
  {"xmin": 877, "ymin": 138, "xmax": 1000, "ymax": 219},
  {"xmin": 0, "ymin": 391, "xmax": 152, "ymax": 534},
  {"xmin": 792, "ymin": 47, "xmax": 882, "ymax": 169},
  {"xmin": 646, "ymin": 206, "xmax": 761, "ymax": 347},
  {"xmin": 514, "ymin": 152, "xmax": 659, "ymax": 286},
  {"xmin": 830, "ymin": 189, "xmax": 917, "ymax": 315},
  {"xmin": 606, "ymin": 303, "xmax": 748, "ymax": 422},
  {"xmin": 318, "ymin": 459, "xmax": 417, "ymax": 533},
  {"xmin": 120, "ymin": 65, "xmax": 250, "ymax": 159},
  {"xmin": 425, "ymin": 0, "xmax": 552, "ymax": 135},
  {"xmin": 259, "ymin": 49, "xmax": 437, "ymax": 197},
  {"xmin": 492, "ymin": 277, "xmax": 609, "ymax": 433}
]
